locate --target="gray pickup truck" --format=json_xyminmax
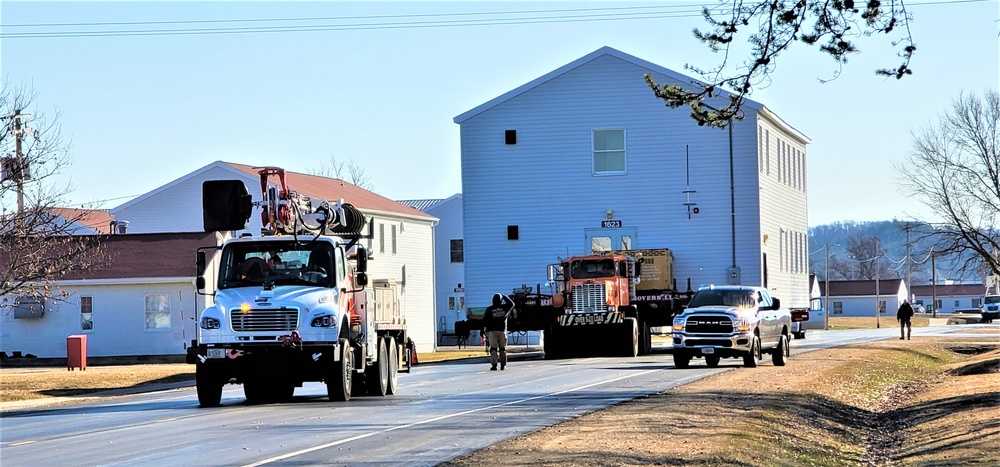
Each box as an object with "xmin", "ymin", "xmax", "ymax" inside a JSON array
[{"xmin": 671, "ymin": 285, "xmax": 792, "ymax": 368}]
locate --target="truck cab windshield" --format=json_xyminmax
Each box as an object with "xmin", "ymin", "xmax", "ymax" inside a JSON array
[
  {"xmin": 985, "ymin": 295, "xmax": 1000, "ymax": 304},
  {"xmin": 219, "ymin": 242, "xmax": 336, "ymax": 289},
  {"xmin": 570, "ymin": 259, "xmax": 616, "ymax": 279}
]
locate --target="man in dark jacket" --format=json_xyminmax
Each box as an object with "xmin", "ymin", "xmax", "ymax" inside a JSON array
[
  {"xmin": 897, "ymin": 300, "xmax": 914, "ymax": 340},
  {"xmin": 482, "ymin": 293, "xmax": 514, "ymax": 370}
]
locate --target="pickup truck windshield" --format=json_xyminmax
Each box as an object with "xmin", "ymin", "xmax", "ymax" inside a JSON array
[
  {"xmin": 219, "ymin": 242, "xmax": 336, "ymax": 289},
  {"xmin": 688, "ymin": 289, "xmax": 756, "ymax": 308},
  {"xmin": 570, "ymin": 259, "xmax": 616, "ymax": 279},
  {"xmin": 985, "ymin": 295, "xmax": 1000, "ymax": 304}
]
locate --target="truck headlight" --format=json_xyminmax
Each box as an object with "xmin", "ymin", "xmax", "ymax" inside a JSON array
[
  {"xmin": 311, "ymin": 315, "xmax": 336, "ymax": 327},
  {"xmin": 200, "ymin": 317, "xmax": 221, "ymax": 330},
  {"xmin": 672, "ymin": 318, "xmax": 684, "ymax": 332},
  {"xmin": 735, "ymin": 324, "xmax": 751, "ymax": 333}
]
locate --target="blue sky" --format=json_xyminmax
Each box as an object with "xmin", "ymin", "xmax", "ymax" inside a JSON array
[{"xmin": 2, "ymin": 1, "xmax": 997, "ymax": 227}]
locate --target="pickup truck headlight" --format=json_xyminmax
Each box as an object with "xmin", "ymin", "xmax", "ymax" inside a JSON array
[
  {"xmin": 200, "ymin": 317, "xmax": 221, "ymax": 330},
  {"xmin": 672, "ymin": 318, "xmax": 684, "ymax": 332},
  {"xmin": 311, "ymin": 315, "xmax": 336, "ymax": 327}
]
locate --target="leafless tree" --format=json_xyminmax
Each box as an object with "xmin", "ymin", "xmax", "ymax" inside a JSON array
[
  {"xmin": 309, "ymin": 155, "xmax": 376, "ymax": 192},
  {"xmin": 899, "ymin": 90, "xmax": 1000, "ymax": 279},
  {"xmin": 0, "ymin": 82, "xmax": 107, "ymax": 311},
  {"xmin": 646, "ymin": 0, "xmax": 915, "ymax": 127}
]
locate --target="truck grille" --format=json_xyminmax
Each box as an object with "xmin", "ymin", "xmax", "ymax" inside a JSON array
[
  {"xmin": 571, "ymin": 284, "xmax": 606, "ymax": 313},
  {"xmin": 684, "ymin": 315, "xmax": 734, "ymax": 334},
  {"xmin": 230, "ymin": 308, "xmax": 299, "ymax": 332}
]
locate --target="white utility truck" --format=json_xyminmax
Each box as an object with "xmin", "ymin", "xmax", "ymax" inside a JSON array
[{"xmin": 187, "ymin": 167, "xmax": 407, "ymax": 407}]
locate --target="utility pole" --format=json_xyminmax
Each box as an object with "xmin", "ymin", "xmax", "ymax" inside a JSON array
[
  {"xmin": 904, "ymin": 222, "xmax": 912, "ymax": 302},
  {"xmin": 825, "ymin": 243, "xmax": 831, "ymax": 330},
  {"xmin": 2, "ymin": 109, "xmax": 33, "ymax": 233},
  {"xmin": 931, "ymin": 247, "xmax": 938, "ymax": 318},
  {"xmin": 875, "ymin": 254, "xmax": 881, "ymax": 329}
]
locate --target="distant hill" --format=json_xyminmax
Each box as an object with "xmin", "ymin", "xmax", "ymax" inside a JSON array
[{"xmin": 808, "ymin": 220, "xmax": 979, "ymax": 285}]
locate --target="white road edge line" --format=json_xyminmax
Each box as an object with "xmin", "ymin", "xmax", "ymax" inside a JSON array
[{"xmin": 242, "ymin": 368, "xmax": 659, "ymax": 467}]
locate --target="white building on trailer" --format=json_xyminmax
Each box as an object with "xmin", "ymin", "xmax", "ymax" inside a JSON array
[
  {"xmin": 110, "ymin": 161, "xmax": 440, "ymax": 351},
  {"xmin": 454, "ymin": 46, "xmax": 811, "ymax": 311},
  {"xmin": 1, "ymin": 232, "xmax": 220, "ymax": 359}
]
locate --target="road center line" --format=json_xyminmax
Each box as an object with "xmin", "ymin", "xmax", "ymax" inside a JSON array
[{"xmin": 243, "ymin": 368, "xmax": 659, "ymax": 467}]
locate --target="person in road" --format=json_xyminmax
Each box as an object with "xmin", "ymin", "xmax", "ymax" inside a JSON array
[
  {"xmin": 897, "ymin": 300, "xmax": 914, "ymax": 340},
  {"xmin": 482, "ymin": 293, "xmax": 514, "ymax": 371}
]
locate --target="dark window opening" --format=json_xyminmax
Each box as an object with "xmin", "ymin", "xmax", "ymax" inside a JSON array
[
  {"xmin": 507, "ymin": 225, "xmax": 519, "ymax": 240},
  {"xmin": 450, "ymin": 239, "xmax": 464, "ymax": 263}
]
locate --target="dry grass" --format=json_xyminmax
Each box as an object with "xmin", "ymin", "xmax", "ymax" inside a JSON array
[
  {"xmin": 446, "ymin": 336, "xmax": 1000, "ymax": 467},
  {"xmin": 829, "ymin": 315, "xmax": 931, "ymax": 329}
]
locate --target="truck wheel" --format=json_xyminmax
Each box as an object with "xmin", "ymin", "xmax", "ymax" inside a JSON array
[
  {"xmin": 673, "ymin": 350, "xmax": 690, "ymax": 369},
  {"xmin": 772, "ymin": 334, "xmax": 789, "ymax": 366},
  {"xmin": 195, "ymin": 363, "xmax": 223, "ymax": 407},
  {"xmin": 794, "ymin": 330, "xmax": 806, "ymax": 339},
  {"xmin": 366, "ymin": 337, "xmax": 389, "ymax": 397},
  {"xmin": 743, "ymin": 336, "xmax": 761, "ymax": 368},
  {"xmin": 274, "ymin": 383, "xmax": 295, "ymax": 402},
  {"xmin": 543, "ymin": 327, "xmax": 562, "ymax": 360},
  {"xmin": 386, "ymin": 337, "xmax": 399, "ymax": 395},
  {"xmin": 638, "ymin": 321, "xmax": 652, "ymax": 356},
  {"xmin": 327, "ymin": 338, "xmax": 353, "ymax": 402},
  {"xmin": 243, "ymin": 380, "xmax": 268, "ymax": 404},
  {"xmin": 622, "ymin": 317, "xmax": 639, "ymax": 357},
  {"xmin": 705, "ymin": 355, "xmax": 721, "ymax": 368}
]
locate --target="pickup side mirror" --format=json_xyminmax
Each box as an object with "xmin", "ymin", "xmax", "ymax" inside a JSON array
[{"xmin": 771, "ymin": 297, "xmax": 781, "ymax": 310}]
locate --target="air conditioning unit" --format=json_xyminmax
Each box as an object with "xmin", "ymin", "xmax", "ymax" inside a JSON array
[{"xmin": 12, "ymin": 296, "xmax": 45, "ymax": 319}]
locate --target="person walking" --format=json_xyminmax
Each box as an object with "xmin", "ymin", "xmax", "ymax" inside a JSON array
[
  {"xmin": 482, "ymin": 293, "xmax": 514, "ymax": 370},
  {"xmin": 897, "ymin": 300, "xmax": 914, "ymax": 340}
]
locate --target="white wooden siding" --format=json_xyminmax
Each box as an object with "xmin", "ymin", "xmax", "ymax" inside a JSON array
[
  {"xmin": 1, "ymin": 281, "xmax": 196, "ymax": 358},
  {"xmin": 367, "ymin": 218, "xmax": 436, "ymax": 350},
  {"xmin": 425, "ymin": 196, "xmax": 466, "ymax": 334}
]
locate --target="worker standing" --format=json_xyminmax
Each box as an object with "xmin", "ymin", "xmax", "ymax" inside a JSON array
[{"xmin": 482, "ymin": 293, "xmax": 514, "ymax": 371}]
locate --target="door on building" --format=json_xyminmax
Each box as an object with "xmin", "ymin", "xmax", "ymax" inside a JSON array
[{"xmin": 584, "ymin": 227, "xmax": 637, "ymax": 253}]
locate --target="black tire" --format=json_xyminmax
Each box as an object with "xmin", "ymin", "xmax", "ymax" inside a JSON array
[
  {"xmin": 274, "ymin": 383, "xmax": 295, "ymax": 402},
  {"xmin": 243, "ymin": 380, "xmax": 268, "ymax": 404},
  {"xmin": 195, "ymin": 363, "xmax": 223, "ymax": 407},
  {"xmin": 623, "ymin": 317, "xmax": 639, "ymax": 357},
  {"xmin": 386, "ymin": 337, "xmax": 399, "ymax": 395},
  {"xmin": 327, "ymin": 338, "xmax": 353, "ymax": 402},
  {"xmin": 743, "ymin": 335, "xmax": 761, "ymax": 368},
  {"xmin": 705, "ymin": 355, "xmax": 721, "ymax": 368},
  {"xmin": 794, "ymin": 331, "xmax": 805, "ymax": 339},
  {"xmin": 639, "ymin": 320, "xmax": 652, "ymax": 356},
  {"xmin": 673, "ymin": 350, "xmax": 690, "ymax": 369},
  {"xmin": 543, "ymin": 327, "xmax": 562, "ymax": 360},
  {"xmin": 772, "ymin": 334, "xmax": 789, "ymax": 366},
  {"xmin": 366, "ymin": 338, "xmax": 389, "ymax": 397}
]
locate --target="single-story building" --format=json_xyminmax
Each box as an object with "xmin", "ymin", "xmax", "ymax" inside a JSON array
[
  {"xmin": 911, "ymin": 283, "xmax": 987, "ymax": 314},
  {"xmin": 820, "ymin": 279, "xmax": 908, "ymax": 318}
]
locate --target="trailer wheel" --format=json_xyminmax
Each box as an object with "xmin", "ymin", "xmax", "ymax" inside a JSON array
[
  {"xmin": 386, "ymin": 337, "xmax": 399, "ymax": 395},
  {"xmin": 772, "ymin": 334, "xmax": 789, "ymax": 366},
  {"xmin": 743, "ymin": 335, "xmax": 762, "ymax": 368},
  {"xmin": 366, "ymin": 337, "xmax": 389, "ymax": 397},
  {"xmin": 638, "ymin": 320, "xmax": 652, "ymax": 355},
  {"xmin": 543, "ymin": 327, "xmax": 562, "ymax": 360},
  {"xmin": 327, "ymin": 338, "xmax": 353, "ymax": 402},
  {"xmin": 673, "ymin": 350, "xmax": 690, "ymax": 369},
  {"xmin": 243, "ymin": 380, "xmax": 268, "ymax": 404},
  {"xmin": 622, "ymin": 317, "xmax": 639, "ymax": 357},
  {"xmin": 195, "ymin": 363, "xmax": 223, "ymax": 407},
  {"xmin": 705, "ymin": 355, "xmax": 721, "ymax": 368}
]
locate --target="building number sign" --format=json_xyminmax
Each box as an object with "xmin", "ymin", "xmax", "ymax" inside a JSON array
[{"xmin": 601, "ymin": 220, "xmax": 622, "ymax": 228}]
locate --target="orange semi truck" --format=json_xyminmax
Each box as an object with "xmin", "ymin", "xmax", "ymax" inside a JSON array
[{"xmin": 494, "ymin": 249, "xmax": 693, "ymax": 358}]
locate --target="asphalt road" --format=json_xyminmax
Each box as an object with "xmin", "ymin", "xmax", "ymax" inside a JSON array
[{"xmin": 0, "ymin": 325, "xmax": 988, "ymax": 466}]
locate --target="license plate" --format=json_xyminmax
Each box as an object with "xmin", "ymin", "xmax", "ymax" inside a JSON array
[
  {"xmin": 206, "ymin": 348, "xmax": 226, "ymax": 359},
  {"xmin": 701, "ymin": 348, "xmax": 715, "ymax": 355}
]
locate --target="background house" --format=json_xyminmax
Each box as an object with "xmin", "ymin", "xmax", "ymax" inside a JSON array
[
  {"xmin": 454, "ymin": 46, "xmax": 811, "ymax": 314},
  {"xmin": 821, "ymin": 279, "xmax": 908, "ymax": 318},
  {"xmin": 109, "ymin": 161, "xmax": 440, "ymax": 350},
  {"xmin": 911, "ymin": 283, "xmax": 987, "ymax": 314},
  {"xmin": 1, "ymin": 232, "xmax": 220, "ymax": 358}
]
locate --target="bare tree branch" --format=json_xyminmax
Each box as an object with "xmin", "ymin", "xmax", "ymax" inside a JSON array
[
  {"xmin": 308, "ymin": 155, "xmax": 376, "ymax": 192},
  {"xmin": 646, "ymin": 0, "xmax": 915, "ymax": 128}
]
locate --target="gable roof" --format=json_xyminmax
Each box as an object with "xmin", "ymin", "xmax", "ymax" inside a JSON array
[
  {"xmin": 48, "ymin": 208, "xmax": 115, "ymax": 234},
  {"xmin": 224, "ymin": 163, "xmax": 432, "ymax": 220},
  {"xmin": 820, "ymin": 279, "xmax": 905, "ymax": 296},
  {"xmin": 397, "ymin": 198, "xmax": 445, "ymax": 211},
  {"xmin": 453, "ymin": 46, "xmax": 765, "ymax": 124},
  {"xmin": 911, "ymin": 283, "xmax": 987, "ymax": 297},
  {"xmin": 114, "ymin": 161, "xmax": 432, "ymax": 221},
  {"xmin": 32, "ymin": 232, "xmax": 217, "ymax": 280}
]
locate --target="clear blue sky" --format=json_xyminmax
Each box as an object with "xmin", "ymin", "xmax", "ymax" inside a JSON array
[{"xmin": 2, "ymin": 1, "xmax": 998, "ymax": 227}]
